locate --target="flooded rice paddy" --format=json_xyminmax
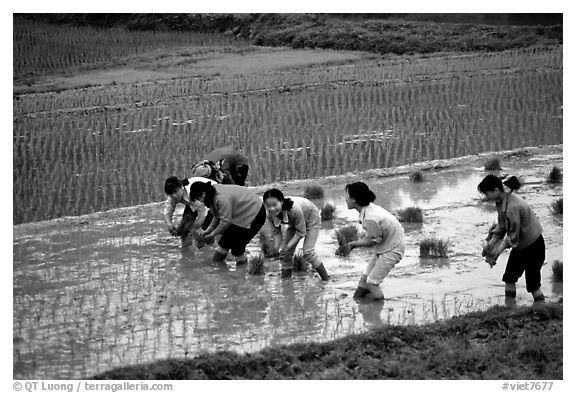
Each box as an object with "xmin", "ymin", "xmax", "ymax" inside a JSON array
[
  {"xmin": 13, "ymin": 48, "xmax": 563, "ymax": 224},
  {"xmin": 13, "ymin": 148, "xmax": 563, "ymax": 379}
]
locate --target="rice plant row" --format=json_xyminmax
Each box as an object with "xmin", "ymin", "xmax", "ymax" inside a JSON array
[
  {"xmin": 14, "ymin": 45, "xmax": 562, "ymax": 116},
  {"xmin": 13, "ymin": 52, "xmax": 563, "ymax": 223},
  {"xmin": 14, "ymin": 17, "xmax": 251, "ymax": 81}
]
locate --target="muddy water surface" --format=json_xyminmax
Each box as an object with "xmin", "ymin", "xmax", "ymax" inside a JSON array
[{"xmin": 13, "ymin": 150, "xmax": 563, "ymax": 379}]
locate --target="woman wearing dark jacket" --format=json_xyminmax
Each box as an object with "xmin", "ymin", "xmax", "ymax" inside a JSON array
[{"xmin": 478, "ymin": 175, "xmax": 546, "ymax": 302}]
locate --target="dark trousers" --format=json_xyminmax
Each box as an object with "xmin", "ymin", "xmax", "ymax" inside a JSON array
[
  {"xmin": 502, "ymin": 235, "xmax": 545, "ymax": 293},
  {"xmin": 218, "ymin": 205, "xmax": 266, "ymax": 256}
]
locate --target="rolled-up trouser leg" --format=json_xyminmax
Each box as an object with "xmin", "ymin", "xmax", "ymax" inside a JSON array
[
  {"xmin": 303, "ymin": 251, "xmax": 329, "ymax": 280},
  {"xmin": 365, "ymin": 251, "xmax": 402, "ymax": 285}
]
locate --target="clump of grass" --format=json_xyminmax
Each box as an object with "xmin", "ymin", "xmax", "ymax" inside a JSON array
[
  {"xmin": 484, "ymin": 157, "xmax": 502, "ymax": 170},
  {"xmin": 551, "ymin": 198, "xmax": 563, "ymax": 215},
  {"xmin": 419, "ymin": 237, "xmax": 451, "ymax": 258},
  {"xmin": 259, "ymin": 231, "xmax": 277, "ymax": 257},
  {"xmin": 409, "ymin": 170, "xmax": 424, "ymax": 182},
  {"xmin": 552, "ymin": 260, "xmax": 563, "ymax": 282},
  {"xmin": 304, "ymin": 185, "xmax": 324, "ymax": 200},
  {"xmin": 248, "ymin": 253, "xmax": 266, "ymax": 275},
  {"xmin": 293, "ymin": 252, "xmax": 308, "ymax": 272},
  {"xmin": 335, "ymin": 225, "xmax": 359, "ymax": 256},
  {"xmin": 396, "ymin": 207, "xmax": 423, "ymax": 223},
  {"xmin": 547, "ymin": 166, "xmax": 563, "ymax": 183},
  {"xmin": 321, "ymin": 202, "xmax": 336, "ymax": 221}
]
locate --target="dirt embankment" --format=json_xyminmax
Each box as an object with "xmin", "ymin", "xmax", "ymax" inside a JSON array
[{"xmin": 93, "ymin": 303, "xmax": 562, "ymax": 379}]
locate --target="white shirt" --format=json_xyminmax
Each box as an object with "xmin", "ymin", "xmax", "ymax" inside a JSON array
[
  {"xmin": 359, "ymin": 203, "xmax": 405, "ymax": 254},
  {"xmin": 163, "ymin": 177, "xmax": 216, "ymax": 223}
]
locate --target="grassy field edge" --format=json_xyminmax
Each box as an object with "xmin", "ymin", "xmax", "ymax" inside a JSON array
[{"xmin": 92, "ymin": 302, "xmax": 562, "ymax": 380}]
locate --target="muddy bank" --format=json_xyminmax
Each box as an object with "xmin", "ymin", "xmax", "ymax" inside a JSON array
[{"xmin": 93, "ymin": 303, "xmax": 562, "ymax": 379}]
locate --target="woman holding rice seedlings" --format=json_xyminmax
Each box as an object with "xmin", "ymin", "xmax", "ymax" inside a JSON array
[
  {"xmin": 263, "ymin": 188, "xmax": 330, "ymax": 281},
  {"xmin": 477, "ymin": 174, "xmax": 546, "ymax": 302},
  {"xmin": 163, "ymin": 176, "xmax": 216, "ymax": 247},
  {"xmin": 188, "ymin": 181, "xmax": 266, "ymax": 265},
  {"xmin": 343, "ymin": 182, "xmax": 405, "ymax": 301}
]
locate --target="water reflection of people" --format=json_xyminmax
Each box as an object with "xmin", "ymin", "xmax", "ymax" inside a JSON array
[
  {"xmin": 263, "ymin": 189, "xmax": 330, "ymax": 281},
  {"xmin": 343, "ymin": 182, "xmax": 406, "ymax": 301},
  {"xmin": 478, "ymin": 175, "xmax": 546, "ymax": 303},
  {"xmin": 357, "ymin": 300, "xmax": 384, "ymax": 328},
  {"xmin": 188, "ymin": 181, "xmax": 266, "ymax": 266}
]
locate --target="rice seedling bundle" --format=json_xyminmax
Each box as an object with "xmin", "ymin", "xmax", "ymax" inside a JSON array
[
  {"xmin": 292, "ymin": 252, "xmax": 308, "ymax": 272},
  {"xmin": 547, "ymin": 166, "xmax": 563, "ymax": 184},
  {"xmin": 321, "ymin": 203, "xmax": 336, "ymax": 221},
  {"xmin": 335, "ymin": 225, "xmax": 359, "ymax": 256},
  {"xmin": 551, "ymin": 198, "xmax": 563, "ymax": 215},
  {"xmin": 419, "ymin": 237, "xmax": 451, "ymax": 258},
  {"xmin": 552, "ymin": 260, "xmax": 563, "ymax": 282},
  {"xmin": 396, "ymin": 207, "xmax": 424, "ymax": 223}
]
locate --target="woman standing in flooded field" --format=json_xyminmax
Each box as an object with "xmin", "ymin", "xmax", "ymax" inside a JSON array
[
  {"xmin": 188, "ymin": 181, "xmax": 266, "ymax": 265},
  {"xmin": 263, "ymin": 188, "xmax": 330, "ymax": 281},
  {"xmin": 478, "ymin": 175, "xmax": 546, "ymax": 302},
  {"xmin": 343, "ymin": 182, "xmax": 405, "ymax": 301}
]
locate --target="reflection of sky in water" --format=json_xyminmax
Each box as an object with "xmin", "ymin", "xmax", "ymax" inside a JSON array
[{"xmin": 13, "ymin": 155, "xmax": 563, "ymax": 379}]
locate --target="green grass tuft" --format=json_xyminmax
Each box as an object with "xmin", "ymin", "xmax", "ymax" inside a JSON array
[
  {"xmin": 293, "ymin": 252, "xmax": 308, "ymax": 272},
  {"xmin": 551, "ymin": 260, "xmax": 562, "ymax": 282},
  {"xmin": 551, "ymin": 198, "xmax": 563, "ymax": 215},
  {"xmin": 419, "ymin": 237, "xmax": 451, "ymax": 258},
  {"xmin": 320, "ymin": 203, "xmax": 336, "ymax": 221},
  {"xmin": 303, "ymin": 185, "xmax": 324, "ymax": 200},
  {"xmin": 396, "ymin": 206, "xmax": 424, "ymax": 223},
  {"xmin": 547, "ymin": 166, "xmax": 562, "ymax": 183},
  {"xmin": 409, "ymin": 170, "xmax": 424, "ymax": 182},
  {"xmin": 259, "ymin": 231, "xmax": 278, "ymax": 258},
  {"xmin": 484, "ymin": 157, "xmax": 502, "ymax": 170},
  {"xmin": 248, "ymin": 253, "xmax": 266, "ymax": 275}
]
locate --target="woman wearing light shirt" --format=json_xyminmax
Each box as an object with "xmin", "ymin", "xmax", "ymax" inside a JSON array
[
  {"xmin": 163, "ymin": 176, "xmax": 215, "ymax": 247},
  {"xmin": 343, "ymin": 182, "xmax": 405, "ymax": 301}
]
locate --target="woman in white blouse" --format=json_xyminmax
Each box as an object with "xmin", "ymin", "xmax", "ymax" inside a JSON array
[{"xmin": 343, "ymin": 182, "xmax": 405, "ymax": 301}]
